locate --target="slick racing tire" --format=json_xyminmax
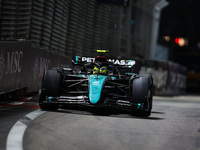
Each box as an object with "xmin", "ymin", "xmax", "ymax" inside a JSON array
[
  {"xmin": 39, "ymin": 69, "xmax": 62, "ymax": 110},
  {"xmin": 131, "ymin": 74, "xmax": 153, "ymax": 117}
]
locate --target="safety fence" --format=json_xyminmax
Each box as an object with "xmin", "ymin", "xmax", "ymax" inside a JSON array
[
  {"xmin": 137, "ymin": 59, "xmax": 187, "ymax": 96},
  {"xmin": 0, "ymin": 0, "xmax": 122, "ymax": 57},
  {"xmin": 0, "ymin": 0, "xmax": 32, "ymax": 40}
]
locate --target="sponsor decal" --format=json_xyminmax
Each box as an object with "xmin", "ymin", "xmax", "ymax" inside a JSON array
[
  {"xmin": 92, "ymin": 81, "xmax": 100, "ymax": 86},
  {"xmin": 0, "ymin": 50, "xmax": 23, "ymax": 77},
  {"xmin": 75, "ymin": 56, "xmax": 135, "ymax": 66},
  {"xmin": 33, "ymin": 57, "xmax": 51, "ymax": 78}
]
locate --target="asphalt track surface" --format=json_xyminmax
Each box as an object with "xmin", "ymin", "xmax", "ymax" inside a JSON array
[{"xmin": 0, "ymin": 94, "xmax": 200, "ymax": 150}]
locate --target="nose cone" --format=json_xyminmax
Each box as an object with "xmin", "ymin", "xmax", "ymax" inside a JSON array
[{"xmin": 89, "ymin": 75, "xmax": 107, "ymax": 104}]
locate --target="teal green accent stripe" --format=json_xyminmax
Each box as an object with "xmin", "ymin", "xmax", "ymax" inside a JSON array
[
  {"xmin": 75, "ymin": 56, "xmax": 79, "ymax": 62},
  {"xmin": 89, "ymin": 75, "xmax": 107, "ymax": 104}
]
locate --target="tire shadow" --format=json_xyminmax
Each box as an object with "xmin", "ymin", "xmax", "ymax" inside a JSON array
[{"xmin": 53, "ymin": 105, "xmax": 164, "ymax": 120}]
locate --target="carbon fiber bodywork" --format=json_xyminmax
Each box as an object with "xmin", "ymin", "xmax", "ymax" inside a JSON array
[
  {"xmin": 42, "ymin": 73, "xmax": 137, "ymax": 109},
  {"xmin": 39, "ymin": 56, "xmax": 153, "ymax": 116}
]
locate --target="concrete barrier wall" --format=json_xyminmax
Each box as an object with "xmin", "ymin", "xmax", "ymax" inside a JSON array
[
  {"xmin": 137, "ymin": 59, "xmax": 187, "ymax": 96},
  {"xmin": 0, "ymin": 41, "xmax": 71, "ymax": 94},
  {"xmin": 0, "ymin": 41, "xmax": 187, "ymax": 96}
]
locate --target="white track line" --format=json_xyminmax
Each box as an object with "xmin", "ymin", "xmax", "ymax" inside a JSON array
[
  {"xmin": 6, "ymin": 109, "xmax": 46, "ymax": 150},
  {"xmin": 10, "ymin": 97, "xmax": 32, "ymax": 105}
]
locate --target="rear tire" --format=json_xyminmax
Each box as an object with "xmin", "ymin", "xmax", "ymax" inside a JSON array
[
  {"xmin": 131, "ymin": 74, "xmax": 153, "ymax": 117},
  {"xmin": 39, "ymin": 69, "xmax": 62, "ymax": 110}
]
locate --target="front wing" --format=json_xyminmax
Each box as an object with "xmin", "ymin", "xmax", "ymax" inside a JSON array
[
  {"xmin": 41, "ymin": 95, "xmax": 146, "ymax": 111},
  {"xmin": 40, "ymin": 74, "xmax": 149, "ymax": 111}
]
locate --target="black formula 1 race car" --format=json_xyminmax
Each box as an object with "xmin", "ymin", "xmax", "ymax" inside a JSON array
[{"xmin": 39, "ymin": 50, "xmax": 153, "ymax": 117}]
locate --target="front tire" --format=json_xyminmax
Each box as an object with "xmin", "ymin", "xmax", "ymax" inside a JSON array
[
  {"xmin": 131, "ymin": 74, "xmax": 153, "ymax": 117},
  {"xmin": 39, "ymin": 69, "xmax": 62, "ymax": 110}
]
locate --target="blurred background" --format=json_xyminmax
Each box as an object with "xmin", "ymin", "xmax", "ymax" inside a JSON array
[
  {"xmin": 159, "ymin": 0, "xmax": 200, "ymax": 93},
  {"xmin": 0, "ymin": 0, "xmax": 199, "ymax": 98}
]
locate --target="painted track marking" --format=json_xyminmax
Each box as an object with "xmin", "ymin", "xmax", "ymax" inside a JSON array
[
  {"xmin": 6, "ymin": 109, "xmax": 46, "ymax": 150},
  {"xmin": 2, "ymin": 96, "xmax": 40, "ymax": 109},
  {"xmin": 10, "ymin": 97, "xmax": 32, "ymax": 105}
]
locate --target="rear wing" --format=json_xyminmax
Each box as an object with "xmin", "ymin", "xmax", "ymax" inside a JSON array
[{"xmin": 73, "ymin": 56, "xmax": 135, "ymax": 68}]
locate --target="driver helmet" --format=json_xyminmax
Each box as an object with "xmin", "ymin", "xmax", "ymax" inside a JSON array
[{"xmin": 93, "ymin": 66, "xmax": 108, "ymax": 75}]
